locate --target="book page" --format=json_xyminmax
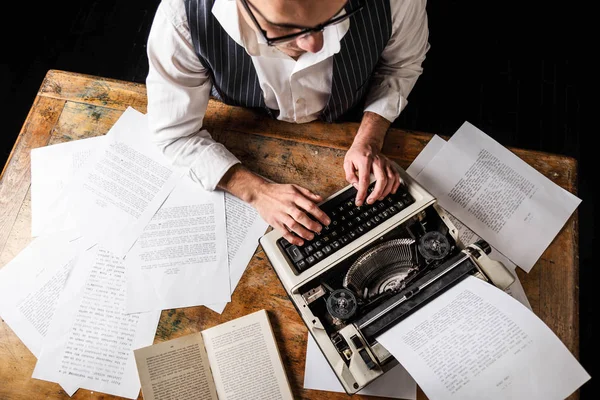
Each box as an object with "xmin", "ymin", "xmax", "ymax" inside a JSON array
[
  {"xmin": 133, "ymin": 333, "xmax": 218, "ymax": 400},
  {"xmin": 201, "ymin": 309, "xmax": 293, "ymax": 400},
  {"xmin": 377, "ymin": 276, "xmax": 590, "ymax": 400}
]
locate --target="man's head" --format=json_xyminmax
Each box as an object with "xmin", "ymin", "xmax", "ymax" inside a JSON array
[{"xmin": 238, "ymin": 0, "xmax": 348, "ymax": 58}]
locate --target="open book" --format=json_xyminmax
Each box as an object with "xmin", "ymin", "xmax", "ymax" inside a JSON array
[{"xmin": 133, "ymin": 309, "xmax": 293, "ymax": 400}]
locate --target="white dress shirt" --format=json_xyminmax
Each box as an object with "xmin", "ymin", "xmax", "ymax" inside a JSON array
[{"xmin": 146, "ymin": 0, "xmax": 429, "ymax": 191}]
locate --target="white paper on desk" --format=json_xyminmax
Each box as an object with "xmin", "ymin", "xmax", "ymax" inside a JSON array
[
  {"xmin": 407, "ymin": 135, "xmax": 531, "ymax": 308},
  {"xmin": 125, "ymin": 176, "xmax": 231, "ymax": 313},
  {"xmin": 32, "ymin": 245, "xmax": 161, "ymax": 399},
  {"xmin": 0, "ymin": 231, "xmax": 82, "ymax": 396},
  {"xmin": 206, "ymin": 193, "xmax": 269, "ymax": 314},
  {"xmin": 414, "ymin": 122, "xmax": 581, "ymax": 272},
  {"xmin": 304, "ymin": 334, "xmax": 416, "ymax": 399},
  {"xmin": 31, "ymin": 136, "xmax": 106, "ymax": 237},
  {"xmin": 377, "ymin": 276, "xmax": 590, "ymax": 400},
  {"xmin": 57, "ymin": 107, "xmax": 183, "ymax": 257},
  {"xmin": 405, "ymin": 134, "xmax": 447, "ymax": 178},
  {"xmin": 0, "ymin": 231, "xmax": 80, "ymax": 356}
]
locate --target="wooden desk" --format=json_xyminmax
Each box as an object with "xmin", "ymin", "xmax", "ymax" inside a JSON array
[{"xmin": 0, "ymin": 70, "xmax": 580, "ymax": 400}]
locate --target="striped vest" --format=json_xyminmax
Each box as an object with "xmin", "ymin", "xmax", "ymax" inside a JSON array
[{"xmin": 184, "ymin": 0, "xmax": 392, "ymax": 122}]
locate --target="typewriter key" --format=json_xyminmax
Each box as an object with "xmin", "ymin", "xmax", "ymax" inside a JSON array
[{"xmin": 326, "ymin": 288, "xmax": 358, "ymax": 320}]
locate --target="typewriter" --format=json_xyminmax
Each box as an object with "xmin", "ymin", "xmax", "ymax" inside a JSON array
[{"xmin": 259, "ymin": 164, "xmax": 515, "ymax": 394}]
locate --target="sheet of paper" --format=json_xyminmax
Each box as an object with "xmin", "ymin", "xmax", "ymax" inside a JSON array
[
  {"xmin": 405, "ymin": 134, "xmax": 447, "ymax": 178},
  {"xmin": 133, "ymin": 332, "xmax": 219, "ymax": 400},
  {"xmin": 125, "ymin": 176, "xmax": 231, "ymax": 313},
  {"xmin": 414, "ymin": 122, "xmax": 581, "ymax": 272},
  {"xmin": 0, "ymin": 232, "xmax": 80, "ymax": 356},
  {"xmin": 32, "ymin": 245, "xmax": 161, "ymax": 399},
  {"xmin": 303, "ymin": 334, "xmax": 416, "ymax": 399},
  {"xmin": 377, "ymin": 276, "xmax": 590, "ymax": 400},
  {"xmin": 0, "ymin": 231, "xmax": 82, "ymax": 396},
  {"xmin": 31, "ymin": 136, "xmax": 105, "ymax": 237},
  {"xmin": 56, "ymin": 107, "xmax": 183, "ymax": 257},
  {"xmin": 407, "ymin": 135, "xmax": 531, "ymax": 308},
  {"xmin": 201, "ymin": 309, "xmax": 293, "ymax": 400},
  {"xmin": 206, "ymin": 193, "xmax": 268, "ymax": 314}
]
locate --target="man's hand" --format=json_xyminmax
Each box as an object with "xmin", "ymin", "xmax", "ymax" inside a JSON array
[
  {"xmin": 344, "ymin": 112, "xmax": 401, "ymax": 206},
  {"xmin": 250, "ymin": 182, "xmax": 330, "ymax": 246},
  {"xmin": 218, "ymin": 164, "xmax": 330, "ymax": 246}
]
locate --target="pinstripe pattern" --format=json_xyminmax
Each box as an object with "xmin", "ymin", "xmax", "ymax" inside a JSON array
[
  {"xmin": 186, "ymin": 0, "xmax": 267, "ymax": 110},
  {"xmin": 324, "ymin": 0, "xmax": 393, "ymax": 122},
  {"xmin": 184, "ymin": 0, "xmax": 391, "ymax": 122}
]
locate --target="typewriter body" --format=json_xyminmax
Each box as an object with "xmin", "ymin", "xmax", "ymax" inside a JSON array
[{"xmin": 259, "ymin": 165, "xmax": 515, "ymax": 394}]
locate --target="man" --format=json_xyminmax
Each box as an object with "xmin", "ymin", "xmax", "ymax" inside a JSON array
[{"xmin": 146, "ymin": 0, "xmax": 429, "ymax": 246}]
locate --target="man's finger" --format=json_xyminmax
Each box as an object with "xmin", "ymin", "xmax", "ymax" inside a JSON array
[
  {"xmin": 296, "ymin": 196, "xmax": 330, "ymax": 227},
  {"xmin": 290, "ymin": 201, "xmax": 322, "ymax": 233},
  {"xmin": 284, "ymin": 214, "xmax": 315, "ymax": 242},
  {"xmin": 343, "ymin": 159, "xmax": 359, "ymax": 185},
  {"xmin": 380, "ymin": 164, "xmax": 396, "ymax": 200},
  {"xmin": 387, "ymin": 163, "xmax": 402, "ymax": 194},
  {"xmin": 388, "ymin": 164, "xmax": 401, "ymax": 195},
  {"xmin": 293, "ymin": 184, "xmax": 323, "ymax": 202},
  {"xmin": 275, "ymin": 222, "xmax": 303, "ymax": 246},
  {"xmin": 367, "ymin": 161, "xmax": 387, "ymax": 204},
  {"xmin": 355, "ymin": 161, "xmax": 371, "ymax": 206}
]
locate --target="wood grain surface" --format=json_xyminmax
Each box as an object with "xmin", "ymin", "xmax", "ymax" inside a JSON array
[{"xmin": 0, "ymin": 70, "xmax": 580, "ymax": 400}]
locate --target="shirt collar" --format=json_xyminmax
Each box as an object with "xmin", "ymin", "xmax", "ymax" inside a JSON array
[{"xmin": 211, "ymin": 0, "xmax": 350, "ymax": 63}]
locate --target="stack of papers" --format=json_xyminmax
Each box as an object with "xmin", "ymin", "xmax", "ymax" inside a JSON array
[{"xmin": 0, "ymin": 107, "xmax": 269, "ymax": 398}]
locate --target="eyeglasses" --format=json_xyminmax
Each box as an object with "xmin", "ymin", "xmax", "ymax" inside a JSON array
[{"xmin": 239, "ymin": 0, "xmax": 365, "ymax": 46}]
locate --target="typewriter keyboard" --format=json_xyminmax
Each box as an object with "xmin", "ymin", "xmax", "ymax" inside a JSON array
[{"xmin": 277, "ymin": 181, "xmax": 415, "ymax": 274}]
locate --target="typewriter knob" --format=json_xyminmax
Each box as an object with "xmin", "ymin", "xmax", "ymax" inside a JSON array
[
  {"xmin": 326, "ymin": 289, "xmax": 358, "ymax": 320},
  {"xmin": 472, "ymin": 239, "xmax": 491, "ymax": 255},
  {"xmin": 418, "ymin": 231, "xmax": 451, "ymax": 260}
]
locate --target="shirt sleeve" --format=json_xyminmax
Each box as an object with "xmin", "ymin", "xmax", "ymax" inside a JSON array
[
  {"xmin": 146, "ymin": 0, "xmax": 240, "ymax": 191},
  {"xmin": 363, "ymin": 0, "xmax": 430, "ymax": 122}
]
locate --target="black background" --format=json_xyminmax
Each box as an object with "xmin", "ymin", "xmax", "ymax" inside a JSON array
[{"xmin": 1, "ymin": 1, "xmax": 594, "ymax": 398}]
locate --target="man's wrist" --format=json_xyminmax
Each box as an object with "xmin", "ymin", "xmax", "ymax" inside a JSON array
[
  {"xmin": 354, "ymin": 111, "xmax": 391, "ymax": 151},
  {"xmin": 217, "ymin": 164, "xmax": 267, "ymax": 204}
]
